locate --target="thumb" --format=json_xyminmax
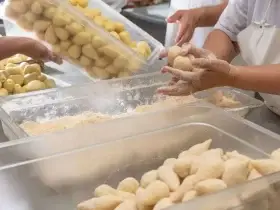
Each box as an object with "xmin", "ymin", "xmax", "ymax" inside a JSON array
[
  {"xmin": 191, "ymin": 58, "xmax": 230, "ymax": 74},
  {"xmin": 167, "ymin": 10, "xmax": 183, "ymax": 23},
  {"xmin": 48, "ymin": 51, "xmax": 63, "ymax": 64}
]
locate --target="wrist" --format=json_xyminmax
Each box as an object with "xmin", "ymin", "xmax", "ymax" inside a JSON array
[
  {"xmin": 195, "ymin": 7, "xmax": 207, "ymax": 27},
  {"xmin": 228, "ymin": 65, "xmax": 241, "ymax": 88}
]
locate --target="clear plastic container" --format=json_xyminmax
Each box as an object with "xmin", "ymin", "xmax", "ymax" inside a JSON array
[
  {"xmin": 0, "ymin": 75, "xmax": 264, "ymax": 140},
  {"xmin": 0, "ymin": 105, "xmax": 213, "ymax": 165},
  {"xmin": 169, "ymin": 171, "xmax": 280, "ymax": 210},
  {"xmin": 0, "ymin": 105, "xmax": 280, "ymax": 210},
  {"xmin": 0, "ymin": 72, "xmax": 170, "ymax": 111},
  {"xmin": 0, "ymin": 82, "xmax": 197, "ymax": 140},
  {"xmin": 193, "ymin": 87, "xmax": 264, "ymax": 117},
  {"xmin": 0, "ymin": 72, "xmax": 170, "ymax": 140},
  {"xmin": 3, "ymin": 0, "xmax": 164, "ymax": 79}
]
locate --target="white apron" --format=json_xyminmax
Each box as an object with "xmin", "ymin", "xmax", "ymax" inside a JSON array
[
  {"xmin": 165, "ymin": 0, "xmax": 222, "ymax": 48},
  {"xmin": 237, "ymin": 0, "xmax": 280, "ymax": 115}
]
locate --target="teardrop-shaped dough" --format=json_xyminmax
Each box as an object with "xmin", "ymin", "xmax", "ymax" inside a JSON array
[
  {"xmin": 140, "ymin": 170, "xmax": 158, "ymax": 188},
  {"xmin": 158, "ymin": 165, "xmax": 180, "ymax": 192},
  {"xmin": 271, "ymin": 148, "xmax": 280, "ymax": 161},
  {"xmin": 222, "ymin": 159, "xmax": 250, "ymax": 186},
  {"xmin": 115, "ymin": 200, "xmax": 137, "ymax": 210},
  {"xmin": 251, "ymin": 159, "xmax": 280, "ymax": 175},
  {"xmin": 173, "ymin": 158, "xmax": 192, "ymax": 178},
  {"xmin": 247, "ymin": 169, "xmax": 262, "ymax": 180},
  {"xmin": 179, "ymin": 139, "xmax": 212, "ymax": 158},
  {"xmin": 182, "ymin": 190, "xmax": 197, "ymax": 202},
  {"xmin": 170, "ymin": 175, "xmax": 196, "ymax": 202},
  {"xmin": 163, "ymin": 158, "xmax": 177, "ymax": 167},
  {"xmin": 153, "ymin": 198, "xmax": 173, "ymax": 210},
  {"xmin": 195, "ymin": 157, "xmax": 225, "ymax": 182},
  {"xmin": 195, "ymin": 179, "xmax": 227, "ymax": 195},
  {"xmin": 190, "ymin": 148, "xmax": 223, "ymax": 175}
]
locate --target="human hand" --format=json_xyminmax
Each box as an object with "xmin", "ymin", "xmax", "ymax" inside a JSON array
[
  {"xmin": 167, "ymin": 8, "xmax": 205, "ymax": 46},
  {"xmin": 180, "ymin": 43, "xmax": 216, "ymax": 59},
  {"xmin": 160, "ymin": 42, "xmax": 216, "ymax": 60},
  {"xmin": 19, "ymin": 37, "xmax": 62, "ymax": 64},
  {"xmin": 157, "ymin": 58, "xmax": 238, "ymax": 96}
]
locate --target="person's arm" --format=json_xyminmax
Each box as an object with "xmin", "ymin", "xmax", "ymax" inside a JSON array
[
  {"xmin": 166, "ymin": 0, "xmax": 228, "ymax": 46},
  {"xmin": 0, "ymin": 36, "xmax": 62, "ymax": 64},
  {"xmin": 203, "ymin": 29, "xmax": 238, "ymax": 62},
  {"xmin": 203, "ymin": 0, "xmax": 248, "ymax": 62},
  {"xmin": 233, "ymin": 65, "xmax": 280, "ymax": 94},
  {"xmin": 196, "ymin": 0, "xmax": 228, "ymax": 27},
  {"xmin": 0, "ymin": 37, "xmax": 29, "ymax": 60}
]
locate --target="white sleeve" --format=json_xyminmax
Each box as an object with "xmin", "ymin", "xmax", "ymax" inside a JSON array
[{"xmin": 214, "ymin": 0, "xmax": 248, "ymax": 41}]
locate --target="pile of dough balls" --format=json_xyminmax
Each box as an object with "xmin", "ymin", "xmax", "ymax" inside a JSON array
[
  {"xmin": 167, "ymin": 46, "xmax": 194, "ymax": 71},
  {"xmin": 78, "ymin": 139, "xmax": 280, "ymax": 210},
  {"xmin": 69, "ymin": 0, "xmax": 88, "ymax": 8},
  {"xmin": 5, "ymin": 0, "xmax": 152, "ymax": 80},
  {"xmin": 0, "ymin": 54, "xmax": 56, "ymax": 96}
]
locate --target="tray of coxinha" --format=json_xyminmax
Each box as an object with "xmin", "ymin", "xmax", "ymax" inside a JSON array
[
  {"xmin": 0, "ymin": 54, "xmax": 61, "ymax": 96},
  {"xmin": 77, "ymin": 139, "xmax": 280, "ymax": 210},
  {"xmin": 4, "ymin": 0, "xmax": 153, "ymax": 79}
]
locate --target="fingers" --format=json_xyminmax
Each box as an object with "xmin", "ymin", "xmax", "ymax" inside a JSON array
[
  {"xmin": 176, "ymin": 28, "xmax": 194, "ymax": 46},
  {"xmin": 181, "ymin": 43, "xmax": 212, "ymax": 59},
  {"xmin": 167, "ymin": 10, "xmax": 183, "ymax": 23},
  {"xmin": 175, "ymin": 23, "xmax": 189, "ymax": 44},
  {"xmin": 191, "ymin": 58, "xmax": 230, "ymax": 74},
  {"xmin": 161, "ymin": 66, "xmax": 202, "ymax": 82},
  {"xmin": 50, "ymin": 53, "xmax": 63, "ymax": 64},
  {"xmin": 159, "ymin": 49, "xmax": 168, "ymax": 58},
  {"xmin": 157, "ymin": 84, "xmax": 192, "ymax": 96},
  {"xmin": 168, "ymin": 77, "xmax": 179, "ymax": 86}
]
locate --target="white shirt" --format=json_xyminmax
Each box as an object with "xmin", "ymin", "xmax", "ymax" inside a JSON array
[{"xmin": 214, "ymin": 0, "xmax": 280, "ymax": 41}]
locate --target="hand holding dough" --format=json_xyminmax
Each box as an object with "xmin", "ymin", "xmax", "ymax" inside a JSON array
[
  {"xmin": 173, "ymin": 56, "xmax": 192, "ymax": 71},
  {"xmin": 167, "ymin": 46, "xmax": 182, "ymax": 66}
]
